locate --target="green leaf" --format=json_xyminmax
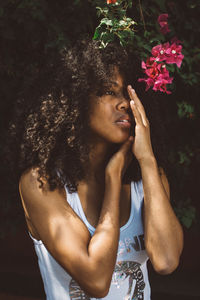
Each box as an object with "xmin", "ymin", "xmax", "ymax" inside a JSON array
[
  {"xmin": 142, "ymin": 43, "xmax": 152, "ymax": 53},
  {"xmin": 96, "ymin": 6, "xmax": 109, "ymax": 17},
  {"xmin": 100, "ymin": 18, "xmax": 112, "ymax": 26},
  {"xmin": 175, "ymin": 201, "xmax": 196, "ymax": 229},
  {"xmin": 166, "ymin": 64, "xmax": 175, "ymax": 73},
  {"xmin": 144, "ymin": 31, "xmax": 150, "ymax": 38},
  {"xmin": 149, "ymin": 37, "xmax": 162, "ymax": 44},
  {"xmin": 181, "ymin": 206, "xmax": 196, "ymax": 228},
  {"xmin": 116, "ymin": 30, "xmax": 134, "ymax": 47},
  {"xmin": 100, "ymin": 31, "xmax": 114, "ymax": 44},
  {"xmin": 93, "ymin": 26, "xmax": 102, "ymax": 40},
  {"xmin": 177, "ymin": 102, "xmax": 194, "ymax": 119},
  {"xmin": 118, "ymin": 20, "xmax": 127, "ymax": 27},
  {"xmin": 117, "ymin": 9, "xmax": 126, "ymax": 19},
  {"xmin": 181, "ymin": 216, "xmax": 193, "ymax": 228},
  {"xmin": 178, "ymin": 151, "xmax": 190, "ymax": 165},
  {"xmin": 127, "ymin": 0, "xmax": 133, "ymax": 8}
]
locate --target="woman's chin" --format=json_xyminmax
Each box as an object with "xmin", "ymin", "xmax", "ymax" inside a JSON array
[{"xmin": 112, "ymin": 133, "xmax": 132, "ymax": 144}]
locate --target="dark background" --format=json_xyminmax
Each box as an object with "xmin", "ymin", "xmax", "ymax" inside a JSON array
[{"xmin": 0, "ymin": 1, "xmax": 200, "ymax": 299}]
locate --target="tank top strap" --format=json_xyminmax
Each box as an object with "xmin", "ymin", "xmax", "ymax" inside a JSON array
[
  {"xmin": 64, "ymin": 180, "xmax": 144, "ymax": 235},
  {"xmin": 64, "ymin": 184, "xmax": 95, "ymax": 235},
  {"xmin": 131, "ymin": 179, "xmax": 144, "ymax": 215},
  {"xmin": 64, "ymin": 183, "xmax": 75, "ymax": 206}
]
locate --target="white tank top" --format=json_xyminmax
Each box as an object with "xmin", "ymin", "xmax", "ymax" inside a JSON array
[{"xmin": 30, "ymin": 180, "xmax": 151, "ymax": 300}]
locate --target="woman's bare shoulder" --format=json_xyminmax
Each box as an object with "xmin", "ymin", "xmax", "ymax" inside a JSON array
[
  {"xmin": 20, "ymin": 167, "xmax": 47, "ymax": 189},
  {"xmin": 19, "ymin": 167, "xmax": 66, "ymax": 205}
]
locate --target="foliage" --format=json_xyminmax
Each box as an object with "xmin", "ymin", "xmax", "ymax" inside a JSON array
[
  {"xmin": 93, "ymin": 0, "xmax": 135, "ymax": 47},
  {"xmin": 0, "ymin": 0, "xmax": 199, "ymax": 234},
  {"xmin": 175, "ymin": 199, "xmax": 196, "ymax": 229}
]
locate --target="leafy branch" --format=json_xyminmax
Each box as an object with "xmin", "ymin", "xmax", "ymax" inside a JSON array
[{"xmin": 93, "ymin": 1, "xmax": 136, "ymax": 47}]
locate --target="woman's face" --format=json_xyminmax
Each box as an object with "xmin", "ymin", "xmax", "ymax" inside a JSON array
[{"xmin": 89, "ymin": 69, "xmax": 133, "ymax": 145}]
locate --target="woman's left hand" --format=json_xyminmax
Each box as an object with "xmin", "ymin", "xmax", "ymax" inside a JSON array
[{"xmin": 127, "ymin": 86, "xmax": 155, "ymax": 163}]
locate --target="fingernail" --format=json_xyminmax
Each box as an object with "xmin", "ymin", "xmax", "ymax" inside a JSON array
[
  {"xmin": 131, "ymin": 88, "xmax": 135, "ymax": 94},
  {"xmin": 130, "ymin": 100, "xmax": 135, "ymax": 106}
]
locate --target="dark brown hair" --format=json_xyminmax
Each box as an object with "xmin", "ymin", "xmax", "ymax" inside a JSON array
[{"xmin": 6, "ymin": 38, "xmax": 168, "ymax": 192}]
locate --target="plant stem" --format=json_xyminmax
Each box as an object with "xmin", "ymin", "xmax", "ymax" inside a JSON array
[{"xmin": 138, "ymin": 0, "xmax": 146, "ymax": 31}]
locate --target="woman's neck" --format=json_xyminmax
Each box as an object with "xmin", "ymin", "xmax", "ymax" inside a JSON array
[{"xmin": 83, "ymin": 141, "xmax": 118, "ymax": 184}]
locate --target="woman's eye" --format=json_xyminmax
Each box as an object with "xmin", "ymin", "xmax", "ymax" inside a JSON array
[{"xmin": 105, "ymin": 91, "xmax": 115, "ymax": 96}]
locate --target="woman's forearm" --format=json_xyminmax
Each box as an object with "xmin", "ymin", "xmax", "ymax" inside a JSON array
[
  {"xmin": 86, "ymin": 173, "xmax": 121, "ymax": 295},
  {"xmin": 139, "ymin": 156, "xmax": 183, "ymax": 274}
]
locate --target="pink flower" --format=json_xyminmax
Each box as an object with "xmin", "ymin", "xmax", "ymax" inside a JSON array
[
  {"xmin": 138, "ymin": 61, "xmax": 173, "ymax": 94},
  {"xmin": 107, "ymin": 0, "xmax": 117, "ymax": 4},
  {"xmin": 151, "ymin": 43, "xmax": 170, "ymax": 62},
  {"xmin": 151, "ymin": 41, "xmax": 184, "ymax": 68},
  {"xmin": 139, "ymin": 14, "xmax": 183, "ymax": 94},
  {"xmin": 165, "ymin": 42, "xmax": 184, "ymax": 68},
  {"xmin": 153, "ymin": 76, "xmax": 172, "ymax": 94},
  {"xmin": 142, "ymin": 59, "xmax": 159, "ymax": 79},
  {"xmin": 158, "ymin": 14, "xmax": 170, "ymax": 35},
  {"xmin": 138, "ymin": 77, "xmax": 154, "ymax": 91},
  {"xmin": 153, "ymin": 64, "xmax": 173, "ymax": 94}
]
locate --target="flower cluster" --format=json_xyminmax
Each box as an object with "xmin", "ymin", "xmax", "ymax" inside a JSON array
[
  {"xmin": 151, "ymin": 39, "xmax": 184, "ymax": 68},
  {"xmin": 138, "ymin": 15, "xmax": 184, "ymax": 94},
  {"xmin": 138, "ymin": 59, "xmax": 173, "ymax": 94},
  {"xmin": 103, "ymin": 2, "xmax": 184, "ymax": 94}
]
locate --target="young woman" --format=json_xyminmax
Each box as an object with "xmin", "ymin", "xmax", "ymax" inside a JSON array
[{"xmin": 11, "ymin": 39, "xmax": 183, "ymax": 299}]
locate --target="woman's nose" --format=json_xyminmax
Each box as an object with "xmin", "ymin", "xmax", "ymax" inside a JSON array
[{"xmin": 116, "ymin": 97, "xmax": 130, "ymax": 111}]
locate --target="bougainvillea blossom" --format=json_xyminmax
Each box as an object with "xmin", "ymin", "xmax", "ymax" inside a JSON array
[
  {"xmin": 151, "ymin": 43, "xmax": 169, "ymax": 61},
  {"xmin": 158, "ymin": 14, "xmax": 170, "ymax": 35},
  {"xmin": 153, "ymin": 64, "xmax": 173, "ymax": 94},
  {"xmin": 153, "ymin": 76, "xmax": 173, "ymax": 94},
  {"xmin": 141, "ymin": 59, "xmax": 159, "ymax": 79},
  {"xmin": 165, "ymin": 43, "xmax": 184, "ymax": 68},
  {"xmin": 151, "ymin": 42, "xmax": 184, "ymax": 68},
  {"xmin": 107, "ymin": 0, "xmax": 117, "ymax": 4},
  {"xmin": 138, "ymin": 61, "xmax": 173, "ymax": 94}
]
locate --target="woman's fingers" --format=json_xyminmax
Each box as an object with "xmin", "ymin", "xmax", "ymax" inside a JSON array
[
  {"xmin": 118, "ymin": 136, "xmax": 133, "ymax": 155},
  {"xmin": 130, "ymin": 100, "xmax": 143, "ymax": 125},
  {"xmin": 128, "ymin": 86, "xmax": 145, "ymax": 113},
  {"xmin": 128, "ymin": 86, "xmax": 149, "ymax": 127},
  {"xmin": 106, "ymin": 137, "xmax": 133, "ymax": 178}
]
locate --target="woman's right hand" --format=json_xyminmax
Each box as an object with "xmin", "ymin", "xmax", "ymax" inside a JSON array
[{"xmin": 105, "ymin": 137, "xmax": 133, "ymax": 180}]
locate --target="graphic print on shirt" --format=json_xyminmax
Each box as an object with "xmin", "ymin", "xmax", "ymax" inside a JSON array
[
  {"xmin": 113, "ymin": 261, "xmax": 145, "ymax": 300},
  {"xmin": 69, "ymin": 279, "xmax": 90, "ymax": 299},
  {"xmin": 69, "ymin": 261, "xmax": 145, "ymax": 300},
  {"xmin": 118, "ymin": 235, "xmax": 145, "ymax": 256}
]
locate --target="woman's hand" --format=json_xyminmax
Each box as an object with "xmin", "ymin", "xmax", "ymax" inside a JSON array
[
  {"xmin": 105, "ymin": 137, "xmax": 133, "ymax": 180},
  {"xmin": 127, "ymin": 86, "xmax": 183, "ymax": 274},
  {"xmin": 127, "ymin": 86, "xmax": 155, "ymax": 163}
]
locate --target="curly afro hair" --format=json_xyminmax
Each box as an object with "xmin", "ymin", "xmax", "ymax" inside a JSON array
[{"xmin": 6, "ymin": 38, "xmax": 169, "ymax": 193}]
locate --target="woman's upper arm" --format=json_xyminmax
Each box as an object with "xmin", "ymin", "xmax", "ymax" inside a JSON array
[{"xmin": 19, "ymin": 168, "xmax": 91, "ymax": 281}]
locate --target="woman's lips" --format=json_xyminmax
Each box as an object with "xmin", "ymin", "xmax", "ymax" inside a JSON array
[{"xmin": 115, "ymin": 119, "xmax": 132, "ymax": 128}]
